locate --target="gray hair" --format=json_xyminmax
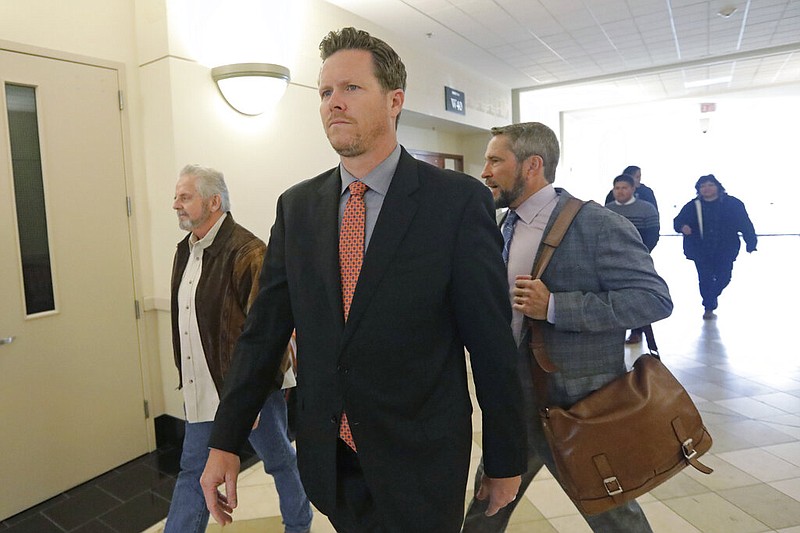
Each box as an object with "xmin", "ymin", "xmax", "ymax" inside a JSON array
[
  {"xmin": 490, "ymin": 122, "xmax": 560, "ymax": 184},
  {"xmin": 180, "ymin": 164, "xmax": 230, "ymax": 212}
]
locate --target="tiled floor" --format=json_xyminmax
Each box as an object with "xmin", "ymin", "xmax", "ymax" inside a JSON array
[
  {"xmin": 0, "ymin": 440, "xmax": 260, "ymax": 533},
  {"xmin": 0, "ymin": 445, "xmax": 180, "ymax": 533},
  {"xmin": 5, "ymin": 235, "xmax": 800, "ymax": 532}
]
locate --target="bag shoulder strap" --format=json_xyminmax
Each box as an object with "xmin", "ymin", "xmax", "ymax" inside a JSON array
[
  {"xmin": 531, "ymin": 198, "xmax": 586, "ymax": 279},
  {"xmin": 528, "ymin": 197, "xmax": 587, "ymax": 375}
]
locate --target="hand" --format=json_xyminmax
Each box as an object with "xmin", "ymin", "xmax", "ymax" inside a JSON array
[
  {"xmin": 475, "ymin": 475, "xmax": 522, "ymax": 516},
  {"xmin": 681, "ymin": 225, "xmax": 692, "ymax": 236},
  {"xmin": 512, "ymin": 275, "xmax": 550, "ymax": 320},
  {"xmin": 200, "ymin": 448, "xmax": 241, "ymax": 526},
  {"xmin": 746, "ymin": 244, "xmax": 757, "ymax": 253}
]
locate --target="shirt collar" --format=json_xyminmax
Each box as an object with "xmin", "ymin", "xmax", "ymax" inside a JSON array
[
  {"xmin": 339, "ymin": 144, "xmax": 401, "ymax": 197},
  {"xmin": 615, "ymin": 197, "xmax": 637, "ymax": 206},
  {"xmin": 189, "ymin": 212, "xmax": 227, "ymax": 251},
  {"xmin": 514, "ymin": 184, "xmax": 557, "ymax": 224}
]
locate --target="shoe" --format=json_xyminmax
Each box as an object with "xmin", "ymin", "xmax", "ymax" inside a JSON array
[
  {"xmin": 625, "ymin": 333, "xmax": 642, "ymax": 344},
  {"xmin": 703, "ymin": 309, "xmax": 717, "ymax": 320}
]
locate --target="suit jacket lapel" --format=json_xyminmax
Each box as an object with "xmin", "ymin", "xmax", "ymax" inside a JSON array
[
  {"xmin": 314, "ymin": 166, "xmax": 347, "ymax": 329},
  {"xmin": 342, "ymin": 150, "xmax": 421, "ymax": 343}
]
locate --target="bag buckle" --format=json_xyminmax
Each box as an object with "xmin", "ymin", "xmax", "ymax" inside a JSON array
[
  {"xmin": 682, "ymin": 438, "xmax": 697, "ymax": 460},
  {"xmin": 603, "ymin": 476, "xmax": 623, "ymax": 496}
]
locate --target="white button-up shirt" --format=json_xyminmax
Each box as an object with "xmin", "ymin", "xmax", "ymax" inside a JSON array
[{"xmin": 178, "ymin": 213, "xmax": 227, "ymax": 423}]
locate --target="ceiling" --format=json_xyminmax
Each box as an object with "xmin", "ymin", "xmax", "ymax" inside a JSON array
[{"xmin": 323, "ymin": 0, "xmax": 800, "ymax": 112}]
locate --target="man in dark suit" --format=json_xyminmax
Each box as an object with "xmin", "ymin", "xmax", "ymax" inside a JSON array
[
  {"xmin": 463, "ymin": 123, "xmax": 672, "ymax": 532},
  {"xmin": 200, "ymin": 27, "xmax": 526, "ymax": 532}
]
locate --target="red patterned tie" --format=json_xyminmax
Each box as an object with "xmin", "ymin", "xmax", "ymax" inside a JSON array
[{"xmin": 338, "ymin": 180, "xmax": 367, "ymax": 451}]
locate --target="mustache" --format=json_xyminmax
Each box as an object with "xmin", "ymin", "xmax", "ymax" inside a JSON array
[{"xmin": 327, "ymin": 113, "xmax": 353, "ymax": 125}]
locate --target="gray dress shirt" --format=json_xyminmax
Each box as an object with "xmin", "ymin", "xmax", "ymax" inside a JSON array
[{"xmin": 338, "ymin": 144, "xmax": 402, "ymax": 252}]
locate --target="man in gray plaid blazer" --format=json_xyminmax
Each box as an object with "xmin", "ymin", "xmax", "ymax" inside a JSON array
[{"xmin": 462, "ymin": 122, "xmax": 672, "ymax": 533}]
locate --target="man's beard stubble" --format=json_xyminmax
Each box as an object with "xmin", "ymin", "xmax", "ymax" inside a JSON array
[
  {"xmin": 328, "ymin": 116, "xmax": 388, "ymax": 159},
  {"xmin": 178, "ymin": 203, "xmax": 211, "ymax": 232},
  {"xmin": 332, "ymin": 137, "xmax": 366, "ymax": 158},
  {"xmin": 494, "ymin": 168, "xmax": 526, "ymax": 209}
]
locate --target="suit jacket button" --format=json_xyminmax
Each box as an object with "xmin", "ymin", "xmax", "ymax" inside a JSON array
[{"xmin": 330, "ymin": 416, "xmax": 337, "ymax": 424}]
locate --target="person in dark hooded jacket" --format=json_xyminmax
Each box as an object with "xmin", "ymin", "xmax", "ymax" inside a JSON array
[{"xmin": 673, "ymin": 174, "xmax": 757, "ymax": 319}]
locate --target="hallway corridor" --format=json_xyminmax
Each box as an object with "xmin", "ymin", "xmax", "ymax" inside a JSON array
[
  {"xmin": 3, "ymin": 235, "xmax": 798, "ymax": 533},
  {"xmin": 168, "ymin": 235, "xmax": 800, "ymax": 533}
]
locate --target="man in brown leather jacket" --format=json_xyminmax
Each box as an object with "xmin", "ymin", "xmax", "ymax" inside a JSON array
[{"xmin": 165, "ymin": 164, "xmax": 312, "ymax": 533}]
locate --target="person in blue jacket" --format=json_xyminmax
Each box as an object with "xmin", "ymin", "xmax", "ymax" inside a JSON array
[{"xmin": 673, "ymin": 174, "xmax": 757, "ymax": 319}]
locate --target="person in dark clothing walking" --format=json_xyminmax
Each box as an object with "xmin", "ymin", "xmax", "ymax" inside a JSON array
[
  {"xmin": 604, "ymin": 165, "xmax": 658, "ymax": 211},
  {"xmin": 673, "ymin": 174, "xmax": 757, "ymax": 319},
  {"xmin": 606, "ymin": 174, "xmax": 660, "ymax": 345}
]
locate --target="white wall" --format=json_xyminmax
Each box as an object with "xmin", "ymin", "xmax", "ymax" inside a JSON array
[
  {"xmin": 399, "ymin": 124, "xmax": 465, "ymax": 155},
  {"xmin": 0, "ymin": 1, "xmax": 138, "ymax": 59},
  {"xmin": 398, "ymin": 124, "xmax": 491, "ymax": 181},
  {"xmin": 462, "ymin": 133, "xmax": 493, "ymax": 180}
]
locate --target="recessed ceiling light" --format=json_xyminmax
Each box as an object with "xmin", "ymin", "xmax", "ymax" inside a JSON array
[
  {"xmin": 718, "ymin": 6, "xmax": 737, "ymax": 18},
  {"xmin": 684, "ymin": 76, "xmax": 733, "ymax": 89}
]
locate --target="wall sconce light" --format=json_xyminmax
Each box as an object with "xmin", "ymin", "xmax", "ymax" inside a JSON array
[{"xmin": 211, "ymin": 63, "xmax": 291, "ymax": 116}]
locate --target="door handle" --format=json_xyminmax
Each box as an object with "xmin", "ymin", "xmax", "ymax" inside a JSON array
[{"xmin": 1, "ymin": 336, "xmax": 15, "ymax": 345}]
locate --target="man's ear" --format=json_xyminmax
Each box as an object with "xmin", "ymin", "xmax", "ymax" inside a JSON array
[
  {"xmin": 209, "ymin": 194, "xmax": 222, "ymax": 212},
  {"xmin": 525, "ymin": 155, "xmax": 543, "ymax": 178},
  {"xmin": 389, "ymin": 89, "xmax": 404, "ymax": 118}
]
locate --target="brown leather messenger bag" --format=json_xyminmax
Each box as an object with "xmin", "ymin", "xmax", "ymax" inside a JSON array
[{"xmin": 526, "ymin": 198, "xmax": 713, "ymax": 515}]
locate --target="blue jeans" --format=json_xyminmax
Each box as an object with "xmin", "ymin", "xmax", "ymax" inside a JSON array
[{"xmin": 164, "ymin": 390, "xmax": 312, "ymax": 533}]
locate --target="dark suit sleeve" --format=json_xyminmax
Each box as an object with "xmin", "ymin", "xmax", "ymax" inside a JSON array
[
  {"xmin": 209, "ymin": 198, "xmax": 295, "ymax": 455},
  {"xmin": 450, "ymin": 184, "xmax": 527, "ymax": 478}
]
